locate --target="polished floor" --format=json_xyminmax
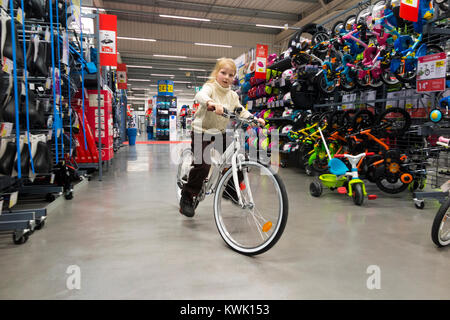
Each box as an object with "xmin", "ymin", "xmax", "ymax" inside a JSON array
[{"xmin": 0, "ymin": 134, "xmax": 449, "ymax": 300}]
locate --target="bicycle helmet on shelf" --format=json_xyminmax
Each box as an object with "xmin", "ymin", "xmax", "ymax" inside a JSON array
[
  {"xmin": 281, "ymin": 125, "xmax": 293, "ymax": 134},
  {"xmin": 266, "ymin": 69, "xmax": 272, "ymax": 81},
  {"xmin": 248, "ymin": 60, "xmax": 256, "ymax": 73},
  {"xmin": 282, "ymin": 142, "xmax": 293, "ymax": 152},
  {"xmin": 282, "ymin": 69, "xmax": 294, "ymax": 80},
  {"xmin": 282, "ymin": 108, "xmax": 293, "ymax": 118},
  {"xmin": 268, "ymin": 54, "xmax": 277, "ymax": 66}
]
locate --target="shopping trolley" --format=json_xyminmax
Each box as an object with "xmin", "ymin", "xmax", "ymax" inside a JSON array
[{"xmin": 412, "ymin": 136, "xmax": 450, "ymax": 209}]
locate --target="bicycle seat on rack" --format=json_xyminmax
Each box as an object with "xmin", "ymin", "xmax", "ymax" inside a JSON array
[
  {"xmin": 0, "ymin": 141, "xmax": 17, "ymax": 175},
  {"xmin": 34, "ymin": 141, "xmax": 52, "ymax": 174}
]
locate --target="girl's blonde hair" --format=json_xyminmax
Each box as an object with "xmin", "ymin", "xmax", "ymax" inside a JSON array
[{"xmin": 207, "ymin": 57, "xmax": 237, "ymax": 83}]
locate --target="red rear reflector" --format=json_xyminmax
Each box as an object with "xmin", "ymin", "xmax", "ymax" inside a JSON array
[{"xmin": 368, "ymin": 195, "xmax": 377, "ymax": 200}]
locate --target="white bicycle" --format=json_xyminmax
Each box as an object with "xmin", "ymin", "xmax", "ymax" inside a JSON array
[{"xmin": 176, "ymin": 108, "xmax": 289, "ymax": 255}]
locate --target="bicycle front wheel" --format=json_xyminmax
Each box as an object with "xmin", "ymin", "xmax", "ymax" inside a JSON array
[
  {"xmin": 214, "ymin": 161, "xmax": 288, "ymax": 255},
  {"xmin": 431, "ymin": 197, "xmax": 450, "ymax": 247}
]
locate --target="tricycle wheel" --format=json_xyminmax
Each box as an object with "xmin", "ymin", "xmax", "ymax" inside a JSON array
[
  {"xmin": 310, "ymin": 181, "xmax": 323, "ymax": 197},
  {"xmin": 352, "ymin": 183, "xmax": 364, "ymax": 206}
]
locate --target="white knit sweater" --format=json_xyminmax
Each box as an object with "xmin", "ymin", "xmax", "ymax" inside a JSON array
[{"xmin": 192, "ymin": 80, "xmax": 252, "ymax": 134}]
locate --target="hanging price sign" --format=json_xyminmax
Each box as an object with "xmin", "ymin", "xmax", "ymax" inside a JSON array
[{"xmin": 417, "ymin": 52, "xmax": 447, "ymax": 93}]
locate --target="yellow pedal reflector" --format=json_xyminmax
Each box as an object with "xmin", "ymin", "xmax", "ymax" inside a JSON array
[{"xmin": 262, "ymin": 221, "xmax": 273, "ymax": 232}]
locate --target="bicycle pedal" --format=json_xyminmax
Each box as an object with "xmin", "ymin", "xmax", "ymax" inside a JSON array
[{"xmin": 337, "ymin": 187, "xmax": 347, "ymax": 194}]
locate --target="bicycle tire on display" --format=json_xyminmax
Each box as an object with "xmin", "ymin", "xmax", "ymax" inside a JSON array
[
  {"xmin": 377, "ymin": 107, "xmax": 411, "ymax": 137},
  {"xmin": 351, "ymin": 109, "xmax": 375, "ymax": 131},
  {"xmin": 375, "ymin": 173, "xmax": 409, "ymax": 194},
  {"xmin": 431, "ymin": 197, "xmax": 450, "ymax": 247},
  {"xmin": 395, "ymin": 45, "xmax": 443, "ymax": 84},
  {"xmin": 352, "ymin": 183, "xmax": 364, "ymax": 206},
  {"xmin": 214, "ymin": 161, "xmax": 288, "ymax": 255},
  {"xmin": 344, "ymin": 15, "xmax": 356, "ymax": 32},
  {"xmin": 332, "ymin": 20, "xmax": 344, "ymax": 35}
]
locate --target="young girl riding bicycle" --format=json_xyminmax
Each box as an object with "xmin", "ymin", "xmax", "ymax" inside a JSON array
[{"xmin": 179, "ymin": 58, "xmax": 266, "ymax": 217}]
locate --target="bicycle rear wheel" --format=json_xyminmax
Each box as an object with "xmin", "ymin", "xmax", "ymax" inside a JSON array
[
  {"xmin": 214, "ymin": 161, "xmax": 288, "ymax": 255},
  {"xmin": 431, "ymin": 197, "xmax": 450, "ymax": 247}
]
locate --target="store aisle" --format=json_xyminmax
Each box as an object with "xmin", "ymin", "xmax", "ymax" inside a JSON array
[{"xmin": 0, "ymin": 144, "xmax": 449, "ymax": 300}]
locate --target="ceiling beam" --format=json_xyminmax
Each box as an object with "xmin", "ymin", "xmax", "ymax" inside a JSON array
[{"xmin": 104, "ymin": 0, "xmax": 302, "ymax": 22}]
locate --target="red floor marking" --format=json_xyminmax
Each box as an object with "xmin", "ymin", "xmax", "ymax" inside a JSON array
[{"xmin": 123, "ymin": 141, "xmax": 190, "ymax": 145}]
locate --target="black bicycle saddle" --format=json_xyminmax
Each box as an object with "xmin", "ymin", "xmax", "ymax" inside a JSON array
[
  {"xmin": 2, "ymin": 95, "xmax": 17, "ymax": 123},
  {"xmin": 0, "ymin": 141, "xmax": 17, "ymax": 175},
  {"xmin": 3, "ymin": 17, "xmax": 24, "ymax": 68},
  {"xmin": 33, "ymin": 141, "xmax": 52, "ymax": 174},
  {"xmin": 14, "ymin": 143, "xmax": 30, "ymax": 176}
]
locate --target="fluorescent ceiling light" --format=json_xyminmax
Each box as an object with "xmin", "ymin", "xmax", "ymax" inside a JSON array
[
  {"xmin": 149, "ymin": 84, "xmax": 158, "ymax": 87},
  {"xmin": 159, "ymin": 14, "xmax": 210, "ymax": 22},
  {"xmin": 127, "ymin": 65, "xmax": 153, "ymax": 69},
  {"xmin": 196, "ymin": 76, "xmax": 213, "ymax": 79},
  {"xmin": 154, "ymin": 54, "xmax": 187, "ymax": 59},
  {"xmin": 195, "ymin": 42, "xmax": 232, "ymax": 48},
  {"xmin": 256, "ymin": 24, "xmax": 287, "ymax": 29},
  {"xmin": 117, "ymin": 36, "xmax": 157, "ymax": 42},
  {"xmin": 128, "ymin": 79, "xmax": 151, "ymax": 82},
  {"xmin": 151, "ymin": 73, "xmax": 175, "ymax": 77},
  {"xmin": 173, "ymin": 81, "xmax": 192, "ymax": 83},
  {"xmin": 179, "ymin": 68, "xmax": 207, "ymax": 72}
]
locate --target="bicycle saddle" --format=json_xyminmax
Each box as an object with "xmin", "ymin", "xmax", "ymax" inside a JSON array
[
  {"xmin": 2, "ymin": 95, "xmax": 17, "ymax": 123},
  {"xmin": 33, "ymin": 141, "xmax": 52, "ymax": 174},
  {"xmin": 21, "ymin": 89, "xmax": 45, "ymax": 127},
  {"xmin": 0, "ymin": 141, "xmax": 17, "ymax": 175},
  {"xmin": 2, "ymin": 16, "xmax": 24, "ymax": 68},
  {"xmin": 35, "ymin": 41, "xmax": 50, "ymax": 77},
  {"xmin": 14, "ymin": 143, "xmax": 30, "ymax": 176}
]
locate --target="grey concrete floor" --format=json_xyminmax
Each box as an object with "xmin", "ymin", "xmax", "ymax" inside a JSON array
[{"xmin": 0, "ymin": 140, "xmax": 449, "ymax": 300}]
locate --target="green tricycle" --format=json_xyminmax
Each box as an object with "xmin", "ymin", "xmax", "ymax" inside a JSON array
[{"xmin": 309, "ymin": 128, "xmax": 377, "ymax": 206}]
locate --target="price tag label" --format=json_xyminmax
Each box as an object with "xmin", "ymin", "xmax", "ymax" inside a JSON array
[
  {"xmin": 45, "ymin": 78, "xmax": 51, "ymax": 90},
  {"xmin": 16, "ymin": 8, "xmax": 23, "ymax": 24},
  {"xmin": 2, "ymin": 57, "xmax": 13, "ymax": 74},
  {"xmin": 167, "ymin": 84, "xmax": 173, "ymax": 93},
  {"xmin": 417, "ymin": 52, "xmax": 447, "ymax": 92},
  {"xmin": 9, "ymin": 191, "xmax": 18, "ymax": 209}
]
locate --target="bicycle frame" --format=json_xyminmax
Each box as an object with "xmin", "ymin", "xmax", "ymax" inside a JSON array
[{"xmin": 199, "ymin": 120, "xmax": 257, "ymax": 209}]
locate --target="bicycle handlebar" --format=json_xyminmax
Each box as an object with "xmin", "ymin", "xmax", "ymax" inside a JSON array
[{"xmin": 209, "ymin": 106, "xmax": 262, "ymax": 127}]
